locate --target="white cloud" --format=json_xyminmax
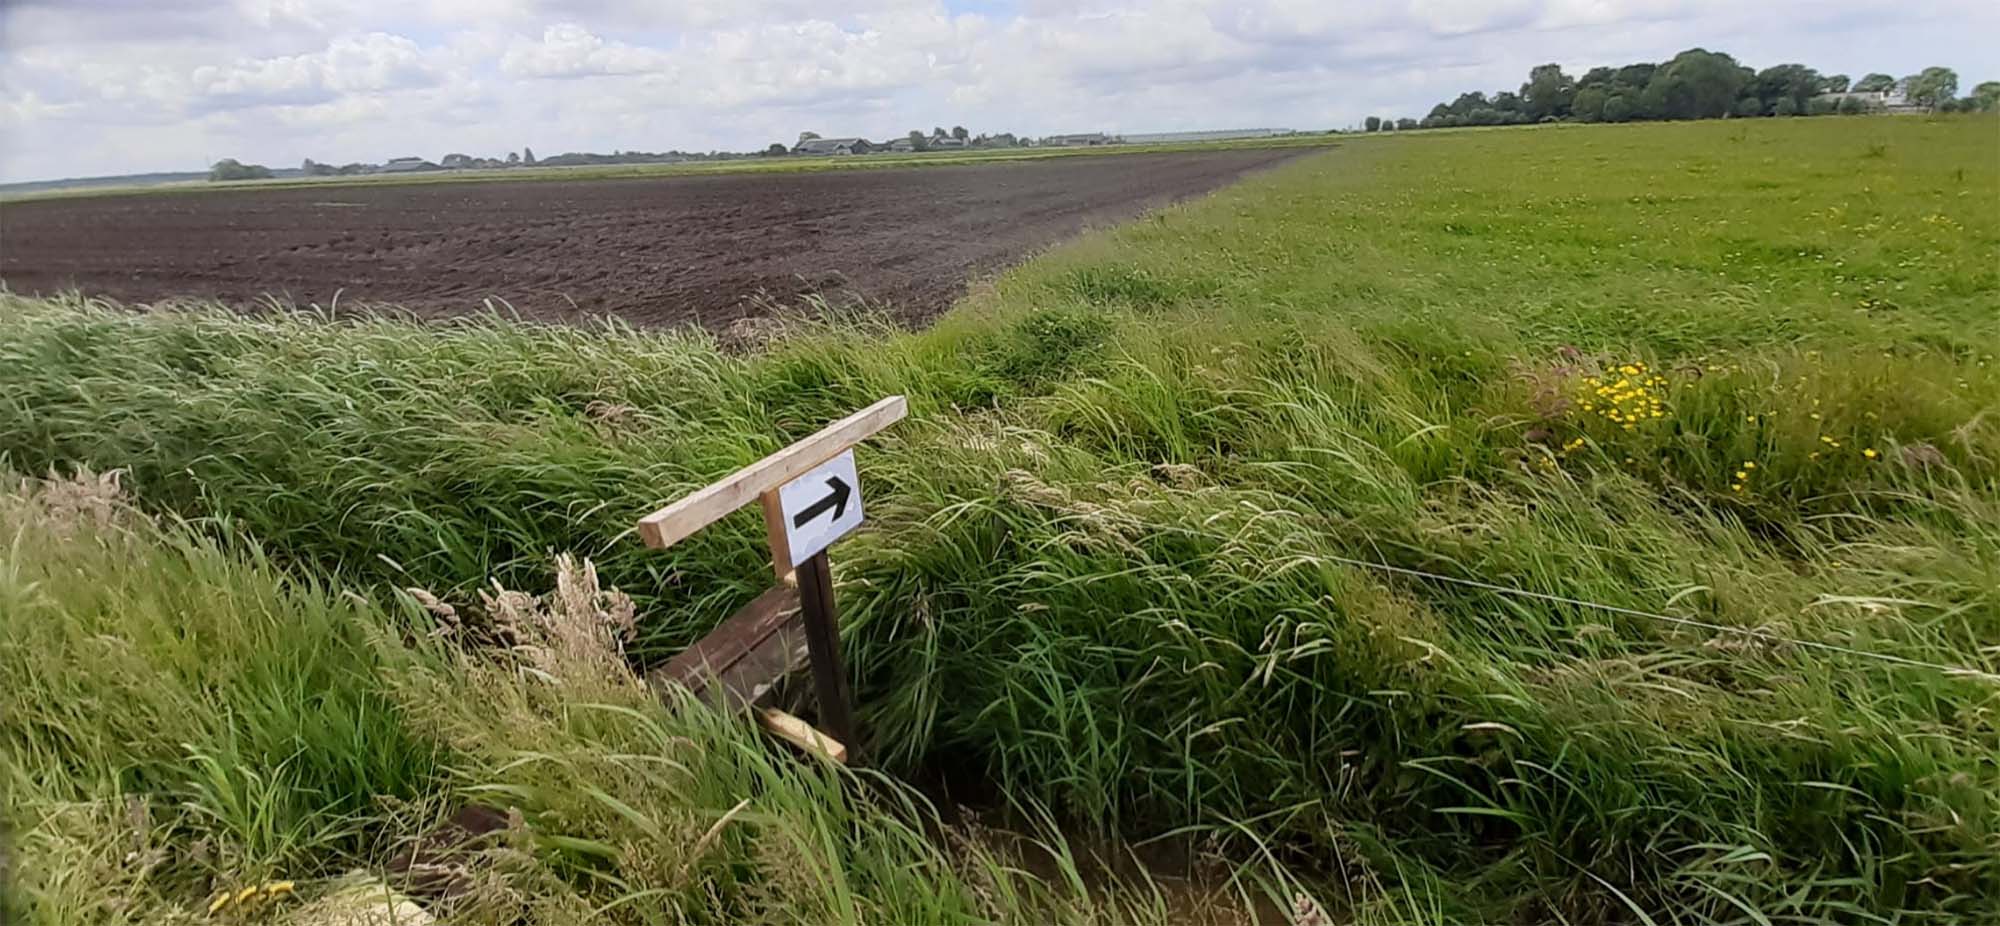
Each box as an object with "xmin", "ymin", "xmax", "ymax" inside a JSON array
[
  {"xmin": 1, "ymin": 0, "xmax": 1995, "ymax": 181},
  {"xmin": 500, "ymin": 23, "xmax": 669, "ymax": 78},
  {"xmin": 188, "ymin": 32, "xmax": 438, "ymax": 109}
]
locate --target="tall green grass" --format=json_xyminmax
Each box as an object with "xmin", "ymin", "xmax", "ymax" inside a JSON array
[{"xmin": 3, "ymin": 115, "xmax": 1997, "ymax": 921}]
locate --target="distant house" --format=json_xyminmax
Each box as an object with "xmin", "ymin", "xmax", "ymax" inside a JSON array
[
  {"xmin": 379, "ymin": 156, "xmax": 440, "ymax": 173},
  {"xmin": 1041, "ymin": 132, "xmax": 1114, "ymax": 147},
  {"xmin": 793, "ymin": 137, "xmax": 872, "ymax": 155},
  {"xmin": 882, "ymin": 137, "xmax": 917, "ymax": 152},
  {"xmin": 1813, "ymin": 87, "xmax": 1923, "ymax": 114},
  {"xmin": 927, "ymin": 134, "xmax": 968, "ymax": 150}
]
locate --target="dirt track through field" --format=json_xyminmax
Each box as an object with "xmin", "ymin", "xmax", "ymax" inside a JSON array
[{"xmin": 1, "ymin": 149, "xmax": 1304, "ymax": 330}]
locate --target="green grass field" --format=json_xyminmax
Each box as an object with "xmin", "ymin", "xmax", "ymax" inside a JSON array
[{"xmin": 3, "ymin": 115, "xmax": 1997, "ymax": 924}]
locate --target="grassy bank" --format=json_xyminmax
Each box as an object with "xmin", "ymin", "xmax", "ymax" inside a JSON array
[
  {"xmin": 4, "ymin": 115, "xmax": 1997, "ymax": 921},
  {"xmin": 2, "ymin": 472, "xmax": 1297, "ymax": 924}
]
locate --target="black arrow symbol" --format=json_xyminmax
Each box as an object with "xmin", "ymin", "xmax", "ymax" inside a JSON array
[{"xmin": 792, "ymin": 476, "xmax": 852, "ymax": 528}]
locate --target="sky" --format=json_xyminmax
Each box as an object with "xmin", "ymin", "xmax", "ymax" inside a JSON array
[{"xmin": 1, "ymin": 0, "xmax": 1993, "ymax": 182}]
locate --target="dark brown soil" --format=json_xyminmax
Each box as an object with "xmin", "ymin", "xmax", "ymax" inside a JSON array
[{"xmin": 0, "ymin": 149, "xmax": 1304, "ymax": 330}]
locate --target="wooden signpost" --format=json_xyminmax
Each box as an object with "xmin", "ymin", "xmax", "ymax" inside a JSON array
[{"xmin": 636, "ymin": 396, "xmax": 906, "ymax": 763}]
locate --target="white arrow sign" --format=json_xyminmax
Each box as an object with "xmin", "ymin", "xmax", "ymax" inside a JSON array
[{"xmin": 775, "ymin": 449, "xmax": 865, "ymax": 566}]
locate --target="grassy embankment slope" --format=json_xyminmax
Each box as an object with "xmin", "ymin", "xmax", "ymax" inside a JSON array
[{"xmin": 3, "ymin": 115, "xmax": 1997, "ymax": 923}]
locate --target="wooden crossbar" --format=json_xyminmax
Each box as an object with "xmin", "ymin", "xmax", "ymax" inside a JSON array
[{"xmin": 636, "ymin": 395, "xmax": 906, "ymax": 550}]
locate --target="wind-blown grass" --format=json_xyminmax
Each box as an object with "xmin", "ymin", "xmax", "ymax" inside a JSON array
[
  {"xmin": 2, "ymin": 473, "xmax": 1275, "ymax": 924},
  {"xmin": 3, "ymin": 115, "xmax": 1997, "ymax": 921}
]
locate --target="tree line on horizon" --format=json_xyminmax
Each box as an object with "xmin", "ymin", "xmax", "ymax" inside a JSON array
[
  {"xmin": 771, "ymin": 125, "xmax": 1027, "ymax": 154},
  {"xmin": 207, "ymin": 145, "xmax": 783, "ymax": 182},
  {"xmin": 1358, "ymin": 50, "xmax": 1997, "ymax": 132}
]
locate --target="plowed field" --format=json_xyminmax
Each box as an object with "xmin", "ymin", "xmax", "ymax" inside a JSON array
[{"xmin": 0, "ymin": 149, "xmax": 1303, "ymax": 329}]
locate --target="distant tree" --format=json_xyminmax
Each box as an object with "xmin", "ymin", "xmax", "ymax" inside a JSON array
[
  {"xmin": 1903, "ymin": 67, "xmax": 1959, "ymax": 110},
  {"xmin": 1577, "ymin": 66, "xmax": 1617, "ymax": 92},
  {"xmin": 951, "ymin": 125, "xmax": 969, "ymax": 140},
  {"xmin": 506, "ymin": 151, "xmax": 520, "ymax": 164},
  {"xmin": 1970, "ymin": 81, "xmax": 2000, "ymax": 112},
  {"xmin": 765, "ymin": 142, "xmax": 788, "ymax": 155},
  {"xmin": 1364, "ymin": 115, "xmax": 1382, "ymax": 132},
  {"xmin": 208, "ymin": 158, "xmax": 273, "ymax": 181},
  {"xmin": 300, "ymin": 158, "xmax": 337, "ymax": 176},
  {"xmin": 1819, "ymin": 74, "xmax": 1850, "ymax": 94},
  {"xmin": 1602, "ymin": 94, "xmax": 1634, "ymax": 123},
  {"xmin": 932, "ymin": 126, "xmax": 947, "ymax": 139},
  {"xmin": 1521, "ymin": 62, "xmax": 1576, "ymax": 120},
  {"xmin": 1395, "ymin": 117, "xmax": 1419, "ymax": 131},
  {"xmin": 1646, "ymin": 48, "xmax": 1752, "ymax": 120},
  {"xmin": 440, "ymin": 152, "xmax": 473, "ymax": 168},
  {"xmin": 1731, "ymin": 97, "xmax": 1763, "ymax": 117},
  {"xmin": 797, "ymin": 132, "xmax": 821, "ymax": 145},
  {"xmin": 1807, "ymin": 97, "xmax": 1838, "ymax": 116},
  {"xmin": 1570, "ymin": 86, "xmax": 1608, "ymax": 122},
  {"xmin": 908, "ymin": 130, "xmax": 930, "ymax": 151},
  {"xmin": 1771, "ymin": 96, "xmax": 1801, "ymax": 116},
  {"xmin": 1853, "ymin": 73, "xmax": 1897, "ymax": 93},
  {"xmin": 1752, "ymin": 63, "xmax": 1822, "ymax": 114},
  {"xmin": 522, "ymin": 147, "xmax": 537, "ymax": 165},
  {"xmin": 1491, "ymin": 91, "xmax": 1525, "ymax": 114},
  {"xmin": 1447, "ymin": 91, "xmax": 1490, "ymax": 117},
  {"xmin": 1613, "ymin": 63, "xmax": 1659, "ymax": 93},
  {"xmin": 1837, "ymin": 95, "xmax": 1870, "ymax": 115}
]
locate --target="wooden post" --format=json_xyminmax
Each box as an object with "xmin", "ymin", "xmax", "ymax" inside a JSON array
[
  {"xmin": 758, "ymin": 488, "xmax": 795, "ymax": 584},
  {"xmin": 794, "ymin": 549, "xmax": 855, "ymax": 750}
]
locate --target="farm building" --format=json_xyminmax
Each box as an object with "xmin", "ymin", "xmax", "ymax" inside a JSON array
[
  {"xmin": 379, "ymin": 156, "xmax": 440, "ymax": 173},
  {"xmin": 1041, "ymin": 132, "xmax": 1115, "ymax": 147},
  {"xmin": 1812, "ymin": 88, "xmax": 1925, "ymax": 114},
  {"xmin": 793, "ymin": 137, "xmax": 872, "ymax": 155}
]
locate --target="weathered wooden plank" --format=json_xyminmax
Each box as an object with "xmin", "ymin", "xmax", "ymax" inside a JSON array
[
  {"xmin": 636, "ymin": 395, "xmax": 907, "ymax": 550},
  {"xmin": 757, "ymin": 708, "xmax": 849, "ymax": 764},
  {"xmin": 650, "ymin": 584, "xmax": 808, "ymax": 712}
]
